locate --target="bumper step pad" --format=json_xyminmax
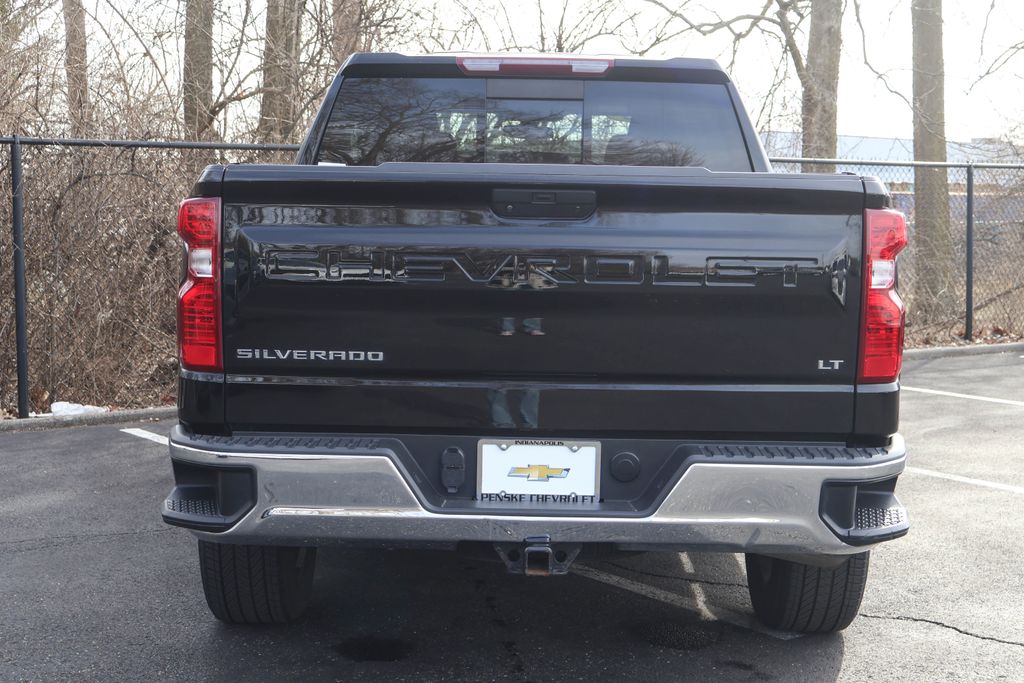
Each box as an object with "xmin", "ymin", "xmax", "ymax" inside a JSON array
[
  {"xmin": 821, "ymin": 477, "xmax": 909, "ymax": 545},
  {"xmin": 162, "ymin": 460, "xmax": 257, "ymax": 532},
  {"xmin": 166, "ymin": 496, "xmax": 218, "ymax": 517},
  {"xmin": 856, "ymin": 506, "xmax": 906, "ymax": 530}
]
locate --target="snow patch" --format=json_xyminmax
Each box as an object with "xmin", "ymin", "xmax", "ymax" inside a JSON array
[{"xmin": 49, "ymin": 401, "xmax": 109, "ymax": 416}]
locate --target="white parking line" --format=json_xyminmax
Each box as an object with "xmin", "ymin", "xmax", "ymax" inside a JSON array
[
  {"xmin": 905, "ymin": 466, "xmax": 1024, "ymax": 495},
  {"xmin": 902, "ymin": 386, "xmax": 1024, "ymax": 408},
  {"xmin": 120, "ymin": 428, "xmax": 169, "ymax": 446},
  {"xmin": 573, "ymin": 564, "xmax": 801, "ymax": 640}
]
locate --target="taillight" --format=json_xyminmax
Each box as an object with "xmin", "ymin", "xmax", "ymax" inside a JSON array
[
  {"xmin": 858, "ymin": 208, "xmax": 908, "ymax": 383},
  {"xmin": 177, "ymin": 197, "xmax": 222, "ymax": 372},
  {"xmin": 456, "ymin": 55, "xmax": 613, "ymax": 76}
]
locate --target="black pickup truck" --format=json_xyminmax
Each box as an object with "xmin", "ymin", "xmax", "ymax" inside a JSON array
[{"xmin": 164, "ymin": 53, "xmax": 909, "ymax": 632}]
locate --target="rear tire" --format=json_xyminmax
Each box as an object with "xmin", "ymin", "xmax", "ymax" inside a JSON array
[
  {"xmin": 198, "ymin": 540, "xmax": 317, "ymax": 624},
  {"xmin": 745, "ymin": 552, "xmax": 869, "ymax": 633}
]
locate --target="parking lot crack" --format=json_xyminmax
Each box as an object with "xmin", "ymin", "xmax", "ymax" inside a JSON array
[{"xmin": 860, "ymin": 613, "xmax": 1024, "ymax": 648}]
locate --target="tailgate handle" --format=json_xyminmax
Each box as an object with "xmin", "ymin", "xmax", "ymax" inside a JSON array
[{"xmin": 491, "ymin": 189, "xmax": 596, "ymax": 220}]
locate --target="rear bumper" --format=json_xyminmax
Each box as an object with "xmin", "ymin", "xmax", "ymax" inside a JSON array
[{"xmin": 163, "ymin": 432, "xmax": 908, "ymax": 556}]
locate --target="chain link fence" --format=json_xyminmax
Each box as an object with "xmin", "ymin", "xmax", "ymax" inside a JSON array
[
  {"xmin": 0, "ymin": 138, "xmax": 297, "ymax": 417},
  {"xmin": 2, "ymin": 140, "xmax": 1022, "ymax": 416}
]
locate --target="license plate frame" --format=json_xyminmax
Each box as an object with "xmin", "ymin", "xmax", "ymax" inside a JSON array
[{"xmin": 476, "ymin": 439, "xmax": 601, "ymax": 505}]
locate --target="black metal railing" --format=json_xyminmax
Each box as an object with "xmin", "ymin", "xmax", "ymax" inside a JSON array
[{"xmin": 3, "ymin": 136, "xmax": 1022, "ymax": 418}]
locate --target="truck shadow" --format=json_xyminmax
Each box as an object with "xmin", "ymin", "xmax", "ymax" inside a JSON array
[{"xmin": 195, "ymin": 547, "xmax": 846, "ymax": 681}]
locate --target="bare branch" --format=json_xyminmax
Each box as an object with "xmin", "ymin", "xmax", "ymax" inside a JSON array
[{"xmin": 851, "ymin": 0, "xmax": 913, "ymax": 110}]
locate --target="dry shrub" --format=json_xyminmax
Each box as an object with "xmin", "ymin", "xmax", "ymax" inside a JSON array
[{"xmin": 0, "ymin": 145, "xmax": 292, "ymax": 412}]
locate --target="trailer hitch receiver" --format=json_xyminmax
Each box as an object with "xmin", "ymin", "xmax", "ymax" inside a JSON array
[{"xmin": 494, "ymin": 535, "xmax": 581, "ymax": 576}]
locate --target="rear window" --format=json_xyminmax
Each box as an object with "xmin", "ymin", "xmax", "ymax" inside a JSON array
[{"xmin": 317, "ymin": 78, "xmax": 752, "ymax": 171}]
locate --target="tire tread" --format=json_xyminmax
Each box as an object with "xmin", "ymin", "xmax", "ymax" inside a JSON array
[
  {"xmin": 746, "ymin": 552, "xmax": 869, "ymax": 634},
  {"xmin": 197, "ymin": 541, "xmax": 316, "ymax": 624}
]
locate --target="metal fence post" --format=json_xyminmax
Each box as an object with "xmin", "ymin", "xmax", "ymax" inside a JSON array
[
  {"xmin": 10, "ymin": 135, "xmax": 30, "ymax": 417},
  {"xmin": 964, "ymin": 164, "xmax": 975, "ymax": 341}
]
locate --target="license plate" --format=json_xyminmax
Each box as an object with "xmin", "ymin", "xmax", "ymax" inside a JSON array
[{"xmin": 477, "ymin": 439, "xmax": 600, "ymax": 505}]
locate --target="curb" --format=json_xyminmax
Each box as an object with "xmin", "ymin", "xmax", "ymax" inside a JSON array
[
  {"xmin": 0, "ymin": 406, "xmax": 176, "ymax": 432},
  {"xmin": 905, "ymin": 341, "xmax": 1024, "ymax": 361}
]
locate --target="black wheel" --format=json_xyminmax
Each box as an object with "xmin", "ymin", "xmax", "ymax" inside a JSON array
[
  {"xmin": 745, "ymin": 552, "xmax": 869, "ymax": 633},
  {"xmin": 198, "ymin": 540, "xmax": 317, "ymax": 624}
]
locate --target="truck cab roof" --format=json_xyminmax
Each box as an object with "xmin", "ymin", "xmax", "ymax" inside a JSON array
[{"xmin": 338, "ymin": 52, "xmax": 731, "ymax": 83}]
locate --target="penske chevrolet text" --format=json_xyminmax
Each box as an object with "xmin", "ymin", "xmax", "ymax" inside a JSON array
[{"xmin": 163, "ymin": 53, "xmax": 909, "ymax": 633}]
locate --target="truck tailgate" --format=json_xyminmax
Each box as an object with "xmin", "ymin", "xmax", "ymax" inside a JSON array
[{"xmin": 218, "ymin": 164, "xmax": 866, "ymax": 437}]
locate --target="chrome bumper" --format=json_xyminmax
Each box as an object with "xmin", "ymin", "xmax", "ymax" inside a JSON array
[{"xmin": 169, "ymin": 434, "xmax": 907, "ymax": 555}]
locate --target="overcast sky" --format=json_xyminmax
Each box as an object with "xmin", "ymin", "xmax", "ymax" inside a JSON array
[{"xmin": 561, "ymin": 0, "xmax": 1024, "ymax": 142}]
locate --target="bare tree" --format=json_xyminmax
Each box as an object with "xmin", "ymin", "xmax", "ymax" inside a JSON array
[
  {"xmin": 529, "ymin": 0, "xmax": 640, "ymax": 53},
  {"xmin": 259, "ymin": 0, "xmax": 305, "ymax": 142},
  {"xmin": 798, "ymin": 0, "xmax": 841, "ymax": 168},
  {"xmin": 62, "ymin": 0, "xmax": 91, "ymax": 135},
  {"xmin": 0, "ymin": 0, "xmax": 54, "ymax": 129},
  {"xmin": 911, "ymin": 0, "xmax": 954, "ymax": 320},
  {"xmin": 183, "ymin": 0, "xmax": 214, "ymax": 139},
  {"xmin": 440, "ymin": 1, "xmax": 652, "ymax": 56},
  {"xmin": 332, "ymin": 0, "xmax": 364, "ymax": 65}
]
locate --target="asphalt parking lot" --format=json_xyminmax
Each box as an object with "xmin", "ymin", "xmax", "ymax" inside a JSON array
[{"xmin": 1, "ymin": 350, "xmax": 1023, "ymax": 681}]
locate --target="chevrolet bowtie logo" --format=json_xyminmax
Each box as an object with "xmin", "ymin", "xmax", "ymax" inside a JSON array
[{"xmin": 508, "ymin": 465, "xmax": 570, "ymax": 481}]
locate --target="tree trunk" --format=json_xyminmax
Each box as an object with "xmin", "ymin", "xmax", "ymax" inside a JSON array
[
  {"xmin": 911, "ymin": 0, "xmax": 954, "ymax": 324},
  {"xmin": 258, "ymin": 0, "xmax": 304, "ymax": 142},
  {"xmin": 331, "ymin": 0, "xmax": 363, "ymax": 67},
  {"xmin": 800, "ymin": 0, "xmax": 842, "ymax": 172},
  {"xmin": 183, "ymin": 0, "xmax": 214, "ymax": 139},
  {"xmin": 61, "ymin": 0, "xmax": 90, "ymax": 135}
]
